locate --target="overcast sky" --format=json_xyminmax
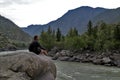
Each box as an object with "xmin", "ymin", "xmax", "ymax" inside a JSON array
[{"xmin": 0, "ymin": 0, "xmax": 120, "ymax": 27}]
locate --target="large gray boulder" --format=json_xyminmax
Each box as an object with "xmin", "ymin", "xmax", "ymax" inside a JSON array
[{"xmin": 0, "ymin": 51, "xmax": 56, "ymax": 80}]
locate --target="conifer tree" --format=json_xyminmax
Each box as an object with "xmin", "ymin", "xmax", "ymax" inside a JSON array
[
  {"xmin": 114, "ymin": 25, "xmax": 120, "ymax": 40},
  {"xmin": 73, "ymin": 27, "xmax": 79, "ymax": 36},
  {"xmin": 56, "ymin": 28, "xmax": 61, "ymax": 42},
  {"xmin": 67, "ymin": 27, "xmax": 78, "ymax": 37},
  {"xmin": 47, "ymin": 25, "xmax": 52, "ymax": 34},
  {"xmin": 87, "ymin": 20, "xmax": 93, "ymax": 36}
]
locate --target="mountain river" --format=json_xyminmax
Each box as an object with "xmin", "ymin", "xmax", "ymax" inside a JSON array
[
  {"xmin": 55, "ymin": 60, "xmax": 120, "ymax": 80},
  {"xmin": 0, "ymin": 50, "xmax": 120, "ymax": 80}
]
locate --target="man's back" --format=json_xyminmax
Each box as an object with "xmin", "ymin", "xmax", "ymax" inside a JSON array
[
  {"xmin": 29, "ymin": 41, "xmax": 41, "ymax": 54},
  {"xmin": 29, "ymin": 35, "xmax": 47, "ymax": 55}
]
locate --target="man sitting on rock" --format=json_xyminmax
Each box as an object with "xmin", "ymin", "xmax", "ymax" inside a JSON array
[{"xmin": 29, "ymin": 35, "xmax": 47, "ymax": 55}]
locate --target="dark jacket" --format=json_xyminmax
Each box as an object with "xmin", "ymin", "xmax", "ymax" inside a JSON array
[{"xmin": 28, "ymin": 40, "xmax": 45, "ymax": 55}]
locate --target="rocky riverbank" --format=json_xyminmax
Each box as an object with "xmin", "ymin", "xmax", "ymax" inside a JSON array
[
  {"xmin": 48, "ymin": 47, "xmax": 120, "ymax": 67},
  {"xmin": 0, "ymin": 44, "xmax": 17, "ymax": 52}
]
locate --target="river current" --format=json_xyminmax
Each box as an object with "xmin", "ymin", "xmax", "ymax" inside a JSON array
[{"xmin": 55, "ymin": 61, "xmax": 120, "ymax": 80}]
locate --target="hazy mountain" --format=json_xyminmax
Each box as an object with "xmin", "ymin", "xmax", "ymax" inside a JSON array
[
  {"xmin": 0, "ymin": 15, "xmax": 32, "ymax": 43},
  {"xmin": 22, "ymin": 6, "xmax": 106, "ymax": 36},
  {"xmin": 47, "ymin": 6, "xmax": 106, "ymax": 34},
  {"xmin": 92, "ymin": 7, "xmax": 120, "ymax": 24},
  {"xmin": 23, "ymin": 24, "xmax": 47, "ymax": 37},
  {"xmin": 22, "ymin": 6, "xmax": 120, "ymax": 36}
]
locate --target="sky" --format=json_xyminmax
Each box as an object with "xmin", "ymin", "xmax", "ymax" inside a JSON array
[{"xmin": 0, "ymin": 0, "xmax": 120, "ymax": 27}]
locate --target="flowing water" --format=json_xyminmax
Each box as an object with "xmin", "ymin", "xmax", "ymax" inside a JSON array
[{"xmin": 55, "ymin": 61, "xmax": 120, "ymax": 80}]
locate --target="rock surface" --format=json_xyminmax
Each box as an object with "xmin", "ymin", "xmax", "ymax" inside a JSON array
[
  {"xmin": 0, "ymin": 51, "xmax": 56, "ymax": 80},
  {"xmin": 50, "ymin": 49, "xmax": 120, "ymax": 67}
]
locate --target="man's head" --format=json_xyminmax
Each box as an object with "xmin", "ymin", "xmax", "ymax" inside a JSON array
[{"xmin": 34, "ymin": 35, "xmax": 39, "ymax": 41}]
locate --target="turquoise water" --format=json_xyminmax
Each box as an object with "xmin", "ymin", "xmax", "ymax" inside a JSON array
[{"xmin": 55, "ymin": 61, "xmax": 120, "ymax": 80}]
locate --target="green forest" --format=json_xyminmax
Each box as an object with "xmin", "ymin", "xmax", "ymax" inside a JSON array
[{"xmin": 39, "ymin": 21, "xmax": 120, "ymax": 52}]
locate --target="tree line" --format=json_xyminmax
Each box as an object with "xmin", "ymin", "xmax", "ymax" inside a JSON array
[{"xmin": 39, "ymin": 21, "xmax": 120, "ymax": 51}]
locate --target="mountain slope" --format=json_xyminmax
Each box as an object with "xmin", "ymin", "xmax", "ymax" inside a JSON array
[
  {"xmin": 92, "ymin": 7, "xmax": 120, "ymax": 24},
  {"xmin": 22, "ymin": 6, "xmax": 120, "ymax": 36},
  {"xmin": 47, "ymin": 6, "xmax": 106, "ymax": 34},
  {"xmin": 23, "ymin": 7, "xmax": 120, "ymax": 36},
  {"xmin": 0, "ymin": 15, "xmax": 32, "ymax": 43},
  {"xmin": 22, "ymin": 6, "xmax": 106, "ymax": 36},
  {"xmin": 23, "ymin": 24, "xmax": 47, "ymax": 37}
]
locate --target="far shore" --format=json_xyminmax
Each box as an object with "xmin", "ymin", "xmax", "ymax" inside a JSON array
[{"xmin": 48, "ymin": 48, "xmax": 120, "ymax": 68}]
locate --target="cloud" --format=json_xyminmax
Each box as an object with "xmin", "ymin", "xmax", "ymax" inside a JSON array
[
  {"xmin": 1, "ymin": 0, "xmax": 120, "ymax": 27},
  {"xmin": 0, "ymin": 0, "xmax": 40, "ymax": 7}
]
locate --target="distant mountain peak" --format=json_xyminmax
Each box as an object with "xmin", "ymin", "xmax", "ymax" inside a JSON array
[
  {"xmin": 22, "ymin": 6, "xmax": 120, "ymax": 36},
  {"xmin": 68, "ymin": 6, "xmax": 93, "ymax": 12},
  {"xmin": 79, "ymin": 6, "xmax": 93, "ymax": 8}
]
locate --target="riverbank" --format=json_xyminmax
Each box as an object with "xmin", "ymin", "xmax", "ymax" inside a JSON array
[
  {"xmin": 0, "ymin": 46, "xmax": 28, "ymax": 52},
  {"xmin": 0, "ymin": 45, "xmax": 17, "ymax": 52},
  {"xmin": 48, "ymin": 47, "xmax": 120, "ymax": 67}
]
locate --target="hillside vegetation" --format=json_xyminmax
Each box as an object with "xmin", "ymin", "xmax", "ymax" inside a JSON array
[
  {"xmin": 39, "ymin": 21, "xmax": 120, "ymax": 52},
  {"xmin": 0, "ymin": 15, "xmax": 32, "ymax": 50}
]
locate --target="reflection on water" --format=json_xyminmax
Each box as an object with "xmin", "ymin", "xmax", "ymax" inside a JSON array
[{"xmin": 54, "ymin": 61, "xmax": 120, "ymax": 80}]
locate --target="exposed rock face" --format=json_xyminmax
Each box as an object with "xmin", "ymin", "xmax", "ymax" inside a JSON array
[{"xmin": 0, "ymin": 51, "xmax": 56, "ymax": 80}]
